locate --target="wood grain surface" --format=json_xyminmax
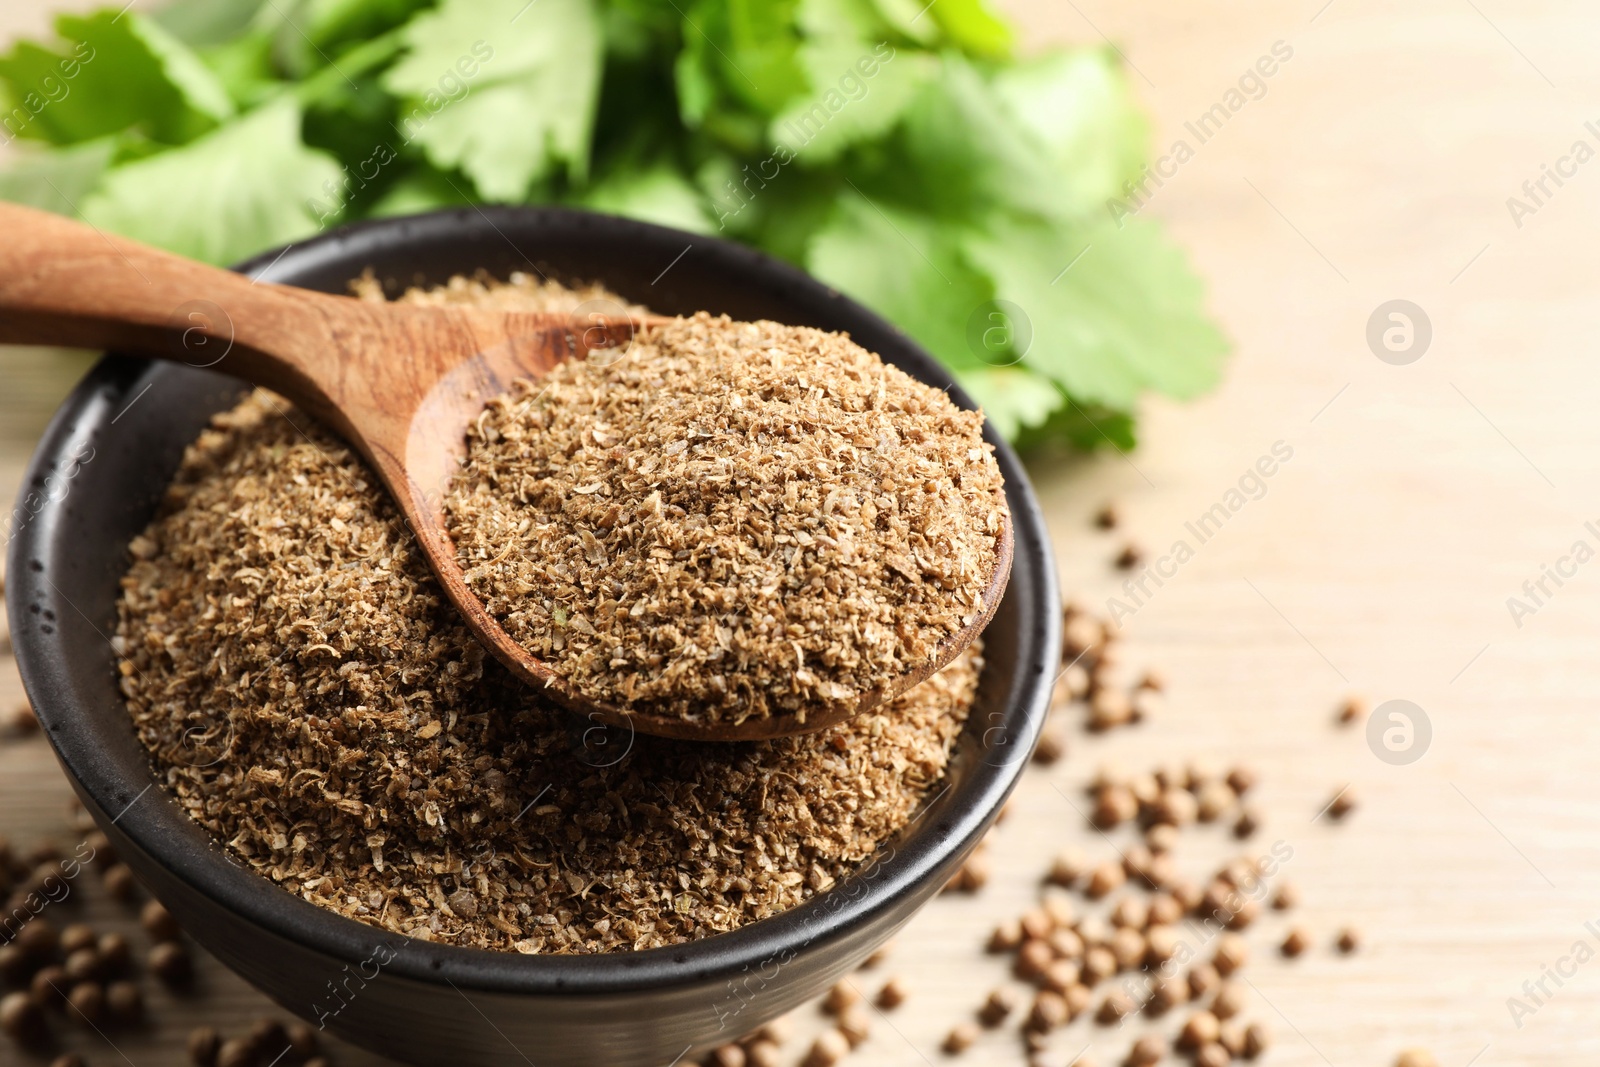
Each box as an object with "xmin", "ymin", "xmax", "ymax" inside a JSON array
[{"xmin": 3, "ymin": 1, "xmax": 1598, "ymax": 1065}]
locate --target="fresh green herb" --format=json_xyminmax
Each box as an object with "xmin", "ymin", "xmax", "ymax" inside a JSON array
[{"xmin": 0, "ymin": 0, "xmax": 1227, "ymax": 450}]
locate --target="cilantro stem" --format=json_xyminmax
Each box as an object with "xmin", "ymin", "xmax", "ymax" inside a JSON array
[{"xmin": 291, "ymin": 27, "xmax": 409, "ymax": 106}]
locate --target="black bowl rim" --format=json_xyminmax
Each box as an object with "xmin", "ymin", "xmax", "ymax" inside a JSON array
[{"xmin": 7, "ymin": 204, "xmax": 1060, "ymax": 998}]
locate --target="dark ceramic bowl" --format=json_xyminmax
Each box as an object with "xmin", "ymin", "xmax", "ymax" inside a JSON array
[{"xmin": 7, "ymin": 207, "xmax": 1060, "ymax": 1067}]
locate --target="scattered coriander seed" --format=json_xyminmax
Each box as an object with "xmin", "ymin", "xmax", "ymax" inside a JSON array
[
  {"xmin": 875, "ymin": 976, "xmax": 907, "ymax": 1010},
  {"xmin": 1064, "ymin": 983, "xmax": 1092, "ymax": 1022},
  {"xmin": 1048, "ymin": 928, "xmax": 1085, "ymax": 961},
  {"xmin": 63, "ymin": 948, "xmax": 102, "ymax": 983},
  {"xmin": 16, "ymin": 919, "xmax": 58, "ymax": 959},
  {"xmin": 1144, "ymin": 925, "xmax": 1179, "ymax": 965},
  {"xmin": 1095, "ymin": 503, "xmax": 1120, "ymax": 529},
  {"xmin": 1242, "ymin": 1022, "xmax": 1271, "ymax": 1059},
  {"xmin": 1109, "ymin": 928, "xmax": 1146, "ymax": 970},
  {"xmin": 1155, "ymin": 788, "xmax": 1199, "ymax": 827},
  {"xmin": 1281, "ymin": 927, "xmax": 1312, "ymax": 958},
  {"xmin": 1016, "ymin": 940, "xmax": 1055, "ymax": 983},
  {"xmin": 822, "ymin": 981, "xmax": 860, "ymax": 1016},
  {"xmin": 1095, "ymin": 990, "xmax": 1134, "ymax": 1025},
  {"xmin": 1148, "ymin": 894, "xmax": 1184, "ymax": 927},
  {"xmin": 1086, "ymin": 861, "xmax": 1126, "ymax": 899},
  {"xmin": 148, "ymin": 942, "xmax": 192, "ymax": 986},
  {"xmin": 29, "ymin": 965, "xmax": 66, "ymax": 1008},
  {"xmin": 1196, "ymin": 782, "xmax": 1236, "ymax": 823},
  {"xmin": 1063, "ymin": 615, "xmax": 1103, "ymax": 658},
  {"xmin": 10, "ymin": 702, "xmax": 38, "ymax": 736},
  {"xmin": 1115, "ymin": 543, "xmax": 1144, "ymax": 569},
  {"xmin": 978, "ymin": 987, "xmax": 1017, "ymax": 1027},
  {"xmin": 1195, "ymin": 1041, "xmax": 1231, "ymax": 1067},
  {"xmin": 189, "ymin": 1025, "xmax": 222, "ymax": 1067},
  {"xmin": 1211, "ymin": 982, "xmax": 1246, "ymax": 1020},
  {"xmin": 708, "ymin": 1043, "xmax": 746, "ymax": 1067},
  {"xmin": 1213, "ymin": 934, "xmax": 1248, "ymax": 977},
  {"xmin": 1328, "ymin": 789, "xmax": 1357, "ymax": 821},
  {"xmin": 1219, "ymin": 1020, "xmax": 1247, "ymax": 1057},
  {"xmin": 1043, "ymin": 897, "xmax": 1077, "ymax": 930},
  {"xmin": 1125, "ymin": 1034, "xmax": 1166, "ymax": 1066},
  {"xmin": 141, "ymin": 900, "xmax": 179, "ymax": 943},
  {"xmin": 96, "ymin": 933, "xmax": 130, "ymax": 976},
  {"xmin": 286, "ymin": 1021, "xmax": 318, "ymax": 1057},
  {"xmin": 1336, "ymin": 696, "xmax": 1366, "ymax": 726},
  {"xmin": 1394, "ymin": 1050, "xmax": 1438, "ymax": 1067},
  {"xmin": 755, "ymin": 1017, "xmax": 794, "ymax": 1045},
  {"xmin": 1171, "ymin": 880, "xmax": 1203, "ymax": 913},
  {"xmin": 106, "ymin": 979, "xmax": 142, "ymax": 1025},
  {"xmin": 1145, "ymin": 824, "xmax": 1179, "ymax": 854},
  {"xmin": 1121, "ymin": 846, "xmax": 1155, "ymax": 881},
  {"xmin": 1137, "ymin": 668, "xmax": 1165, "ymax": 692},
  {"xmin": 862, "ymin": 940, "xmax": 894, "ymax": 969},
  {"xmin": 1224, "ymin": 899, "xmax": 1259, "ymax": 931},
  {"xmin": 942, "ymin": 1022, "xmax": 978, "ymax": 1055},
  {"xmin": 745, "ymin": 1040, "xmax": 781, "ymax": 1067},
  {"xmin": 1040, "ymin": 964, "xmax": 1077, "ymax": 996},
  {"xmin": 0, "ymin": 990, "xmax": 45, "ymax": 1044},
  {"xmin": 1033, "ymin": 722, "xmax": 1068, "ymax": 765},
  {"xmin": 66, "ymin": 981, "xmax": 105, "ymax": 1026},
  {"xmin": 1028, "ymin": 990, "xmax": 1069, "ymax": 1032},
  {"xmin": 1179, "ymin": 1010, "xmax": 1222, "ymax": 1051},
  {"xmin": 1020, "ymin": 906, "xmax": 1055, "ymax": 941},
  {"xmin": 1088, "ymin": 689, "xmax": 1135, "ymax": 731},
  {"xmin": 1047, "ymin": 848, "xmax": 1089, "ymax": 888},
  {"xmin": 1336, "ymin": 927, "xmax": 1362, "ymax": 954},
  {"xmin": 60, "ymin": 923, "xmax": 96, "ymax": 955},
  {"xmin": 217, "ymin": 1037, "xmax": 259, "ymax": 1067},
  {"xmin": 1188, "ymin": 963, "xmax": 1221, "ymax": 999},
  {"xmin": 1271, "ymin": 882, "xmax": 1299, "ymax": 911},
  {"xmin": 0, "ymin": 946, "xmax": 31, "ymax": 986},
  {"xmin": 1080, "ymin": 947, "xmax": 1117, "ymax": 987},
  {"xmin": 102, "ymin": 864, "xmax": 136, "ymax": 903},
  {"xmin": 1111, "ymin": 898, "xmax": 1148, "ymax": 930},
  {"xmin": 1148, "ymin": 974, "xmax": 1189, "ymax": 1014},
  {"xmin": 988, "ymin": 920, "xmax": 1024, "ymax": 954},
  {"xmin": 249, "ymin": 1017, "xmax": 286, "ymax": 1051},
  {"xmin": 1232, "ymin": 810, "xmax": 1260, "ymax": 840},
  {"xmin": 1093, "ymin": 786, "xmax": 1139, "ymax": 829},
  {"xmin": 837, "ymin": 1006, "xmax": 871, "ymax": 1048}
]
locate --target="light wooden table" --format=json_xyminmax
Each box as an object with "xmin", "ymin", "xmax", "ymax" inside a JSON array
[{"xmin": 5, "ymin": 1, "xmax": 1600, "ymax": 1065}]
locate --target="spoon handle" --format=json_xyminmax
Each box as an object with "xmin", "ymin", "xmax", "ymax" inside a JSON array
[{"xmin": 0, "ymin": 202, "xmax": 359, "ymax": 391}]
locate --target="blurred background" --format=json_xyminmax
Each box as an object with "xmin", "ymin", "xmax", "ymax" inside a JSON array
[{"xmin": 3, "ymin": 1, "xmax": 1599, "ymax": 1065}]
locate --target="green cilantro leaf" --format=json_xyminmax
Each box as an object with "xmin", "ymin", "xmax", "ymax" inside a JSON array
[
  {"xmin": 964, "ymin": 211, "xmax": 1228, "ymax": 410},
  {"xmin": 81, "ymin": 99, "xmax": 341, "ymax": 264},
  {"xmin": 771, "ymin": 39, "xmax": 934, "ymax": 164},
  {"xmin": 0, "ymin": 11, "xmax": 233, "ymax": 147},
  {"xmin": 384, "ymin": 0, "xmax": 602, "ymax": 201},
  {"xmin": 576, "ymin": 161, "xmax": 716, "ymax": 234},
  {"xmin": 0, "ymin": 136, "xmax": 117, "ymax": 214},
  {"xmin": 806, "ymin": 190, "xmax": 993, "ymax": 368}
]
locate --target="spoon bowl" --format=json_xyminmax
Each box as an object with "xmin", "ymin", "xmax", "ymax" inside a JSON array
[{"xmin": 0, "ymin": 202, "xmax": 1012, "ymax": 740}]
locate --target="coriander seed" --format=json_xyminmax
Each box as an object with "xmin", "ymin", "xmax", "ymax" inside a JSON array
[{"xmin": 942, "ymin": 1022, "xmax": 978, "ymax": 1054}]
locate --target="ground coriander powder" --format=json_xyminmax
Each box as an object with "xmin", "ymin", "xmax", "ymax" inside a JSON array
[{"xmin": 112, "ymin": 277, "xmax": 986, "ymax": 953}]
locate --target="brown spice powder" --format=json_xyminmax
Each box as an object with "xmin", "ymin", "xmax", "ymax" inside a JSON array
[
  {"xmin": 445, "ymin": 312, "xmax": 1006, "ymax": 728},
  {"xmin": 112, "ymin": 281, "xmax": 983, "ymax": 954}
]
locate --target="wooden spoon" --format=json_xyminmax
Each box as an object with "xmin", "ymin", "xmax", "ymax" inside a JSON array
[{"xmin": 0, "ymin": 202, "xmax": 1012, "ymax": 742}]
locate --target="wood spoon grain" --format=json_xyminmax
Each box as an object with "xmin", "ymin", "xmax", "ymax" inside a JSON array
[{"xmin": 0, "ymin": 202, "xmax": 1012, "ymax": 742}]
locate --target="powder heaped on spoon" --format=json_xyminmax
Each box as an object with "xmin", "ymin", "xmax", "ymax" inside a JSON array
[{"xmin": 444, "ymin": 312, "xmax": 1008, "ymax": 729}]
